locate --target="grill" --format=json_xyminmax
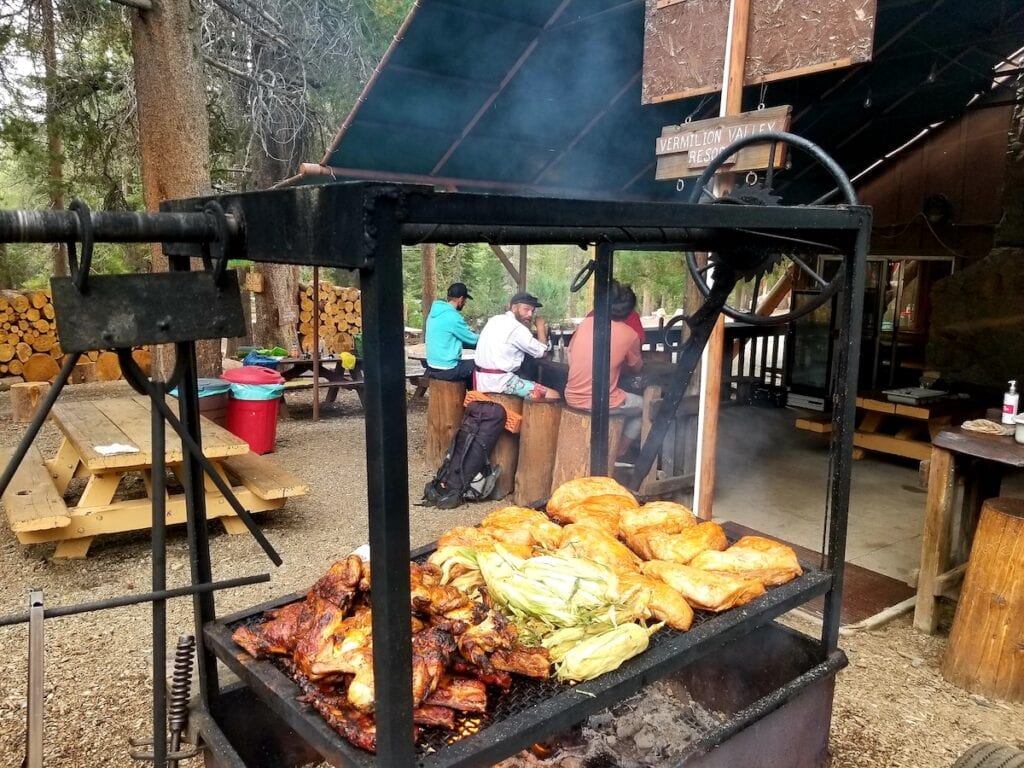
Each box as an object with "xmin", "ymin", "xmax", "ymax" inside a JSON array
[
  {"xmin": 0, "ymin": 133, "xmax": 869, "ymax": 768},
  {"xmin": 206, "ymin": 566, "xmax": 833, "ymax": 767}
]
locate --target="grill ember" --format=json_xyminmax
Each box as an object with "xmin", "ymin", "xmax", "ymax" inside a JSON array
[{"xmin": 231, "ymin": 555, "xmax": 551, "ymax": 753}]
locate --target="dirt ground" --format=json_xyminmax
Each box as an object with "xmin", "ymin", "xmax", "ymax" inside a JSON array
[{"xmin": 0, "ymin": 380, "xmax": 1020, "ymax": 767}]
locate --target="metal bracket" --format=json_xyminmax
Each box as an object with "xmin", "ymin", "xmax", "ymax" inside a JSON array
[
  {"xmin": 25, "ymin": 589, "xmax": 44, "ymax": 768},
  {"xmin": 50, "ymin": 270, "xmax": 245, "ymax": 352}
]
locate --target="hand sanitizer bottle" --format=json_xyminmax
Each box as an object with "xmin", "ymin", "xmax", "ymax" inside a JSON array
[{"xmin": 1003, "ymin": 380, "xmax": 1019, "ymax": 425}]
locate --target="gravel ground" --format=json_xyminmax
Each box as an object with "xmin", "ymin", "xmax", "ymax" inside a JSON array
[{"xmin": 0, "ymin": 381, "xmax": 1021, "ymax": 767}]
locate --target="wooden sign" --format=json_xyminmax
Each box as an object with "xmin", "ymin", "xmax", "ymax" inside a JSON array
[
  {"xmin": 243, "ymin": 270, "xmax": 264, "ymax": 293},
  {"xmin": 655, "ymin": 105, "xmax": 791, "ymax": 180},
  {"xmin": 642, "ymin": 0, "xmax": 876, "ymax": 104}
]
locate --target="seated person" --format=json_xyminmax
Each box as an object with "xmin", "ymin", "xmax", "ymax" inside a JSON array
[
  {"xmin": 564, "ymin": 281, "xmax": 644, "ymax": 459},
  {"xmin": 474, "ymin": 292, "xmax": 556, "ymax": 400},
  {"xmin": 424, "ymin": 282, "xmax": 478, "ymax": 388}
]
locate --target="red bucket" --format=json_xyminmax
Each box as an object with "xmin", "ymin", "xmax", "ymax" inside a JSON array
[{"xmin": 225, "ymin": 397, "xmax": 280, "ymax": 454}]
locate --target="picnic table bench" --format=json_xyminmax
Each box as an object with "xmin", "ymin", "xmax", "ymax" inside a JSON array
[{"xmin": 1, "ymin": 395, "xmax": 307, "ymax": 557}]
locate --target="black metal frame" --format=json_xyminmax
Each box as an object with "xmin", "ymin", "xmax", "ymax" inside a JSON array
[{"xmin": 0, "ymin": 175, "xmax": 868, "ymax": 768}]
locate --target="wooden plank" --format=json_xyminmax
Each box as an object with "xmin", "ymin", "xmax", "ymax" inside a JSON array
[
  {"xmin": 15, "ymin": 488, "xmax": 284, "ymax": 546},
  {"xmin": 932, "ymin": 428, "xmax": 1024, "ymax": 467},
  {"xmin": 50, "ymin": 400, "xmax": 144, "ymax": 470},
  {"xmin": 852, "ymin": 432, "xmax": 932, "ymax": 461},
  {"xmin": 96, "ymin": 396, "xmax": 155, "ymax": 460},
  {"xmin": 914, "ymin": 446, "xmax": 956, "ymax": 633},
  {"xmin": 795, "ymin": 416, "xmax": 831, "ymax": 434},
  {"xmin": 221, "ymin": 453, "xmax": 308, "ymax": 500},
  {"xmin": 1, "ymin": 446, "xmax": 71, "ymax": 532},
  {"xmin": 45, "ymin": 438, "xmax": 81, "ymax": 494},
  {"xmin": 856, "ymin": 395, "xmax": 895, "ymax": 414},
  {"xmin": 148, "ymin": 395, "xmax": 250, "ymax": 460}
]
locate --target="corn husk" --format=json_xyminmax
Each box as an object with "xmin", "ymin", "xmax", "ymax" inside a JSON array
[
  {"xmin": 476, "ymin": 545, "xmax": 629, "ymax": 633},
  {"xmin": 555, "ymin": 622, "xmax": 663, "ymax": 682}
]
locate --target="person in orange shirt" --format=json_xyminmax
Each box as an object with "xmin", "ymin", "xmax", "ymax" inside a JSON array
[{"xmin": 564, "ymin": 281, "xmax": 643, "ymax": 460}]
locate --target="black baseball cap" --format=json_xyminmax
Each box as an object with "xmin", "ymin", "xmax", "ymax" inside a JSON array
[
  {"xmin": 510, "ymin": 291, "xmax": 543, "ymax": 308},
  {"xmin": 447, "ymin": 282, "xmax": 473, "ymax": 300}
]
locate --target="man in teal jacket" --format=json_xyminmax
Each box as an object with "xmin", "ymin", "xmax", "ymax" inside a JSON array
[{"xmin": 425, "ymin": 282, "xmax": 478, "ymax": 387}]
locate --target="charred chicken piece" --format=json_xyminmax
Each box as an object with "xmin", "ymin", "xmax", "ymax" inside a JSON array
[
  {"xmin": 490, "ymin": 646, "xmax": 551, "ymax": 680},
  {"xmin": 448, "ymin": 659, "xmax": 513, "ymax": 691},
  {"xmin": 304, "ymin": 694, "xmax": 389, "ymax": 753},
  {"xmin": 413, "ymin": 705, "xmax": 456, "ymax": 730},
  {"xmin": 455, "ymin": 610, "xmax": 517, "ymax": 671},
  {"xmin": 231, "ymin": 601, "xmax": 306, "ymax": 658},
  {"xmin": 292, "ymin": 599, "xmax": 372, "ymax": 682},
  {"xmin": 411, "ymin": 627, "xmax": 457, "ymax": 705},
  {"xmin": 308, "ymin": 554, "xmax": 365, "ymax": 612},
  {"xmin": 423, "ymin": 675, "xmax": 488, "ymax": 713}
]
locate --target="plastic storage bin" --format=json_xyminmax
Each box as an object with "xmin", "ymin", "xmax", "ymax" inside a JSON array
[
  {"xmin": 170, "ymin": 378, "xmax": 231, "ymax": 427},
  {"xmin": 221, "ymin": 367, "xmax": 285, "ymax": 455}
]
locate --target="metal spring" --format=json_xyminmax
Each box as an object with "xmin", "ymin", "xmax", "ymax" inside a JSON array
[{"xmin": 167, "ymin": 635, "xmax": 195, "ymax": 732}]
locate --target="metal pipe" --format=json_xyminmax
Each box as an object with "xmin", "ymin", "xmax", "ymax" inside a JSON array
[
  {"xmin": 0, "ymin": 210, "xmax": 233, "ymax": 244},
  {"xmin": 590, "ymin": 244, "xmax": 613, "ymax": 474},
  {"xmin": 26, "ymin": 589, "xmax": 44, "ymax": 768},
  {"xmin": 151, "ymin": 381, "xmax": 168, "ymax": 767},
  {"xmin": 0, "ymin": 574, "xmax": 270, "ymax": 628}
]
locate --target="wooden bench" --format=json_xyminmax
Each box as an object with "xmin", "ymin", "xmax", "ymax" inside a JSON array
[
  {"xmin": 1, "ymin": 446, "xmax": 71, "ymax": 533},
  {"xmin": 220, "ymin": 452, "xmax": 308, "ymax": 500}
]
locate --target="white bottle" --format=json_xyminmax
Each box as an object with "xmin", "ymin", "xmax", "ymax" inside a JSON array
[{"xmin": 1003, "ymin": 380, "xmax": 1020, "ymax": 425}]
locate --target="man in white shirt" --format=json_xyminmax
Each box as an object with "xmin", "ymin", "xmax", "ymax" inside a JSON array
[{"xmin": 473, "ymin": 292, "xmax": 555, "ymax": 399}]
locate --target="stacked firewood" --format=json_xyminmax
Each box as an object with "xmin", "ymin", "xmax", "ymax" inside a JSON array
[
  {"xmin": 298, "ymin": 282, "xmax": 362, "ymax": 355},
  {"xmin": 0, "ymin": 289, "xmax": 151, "ymax": 383}
]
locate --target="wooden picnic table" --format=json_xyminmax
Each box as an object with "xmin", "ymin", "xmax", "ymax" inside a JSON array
[
  {"xmin": 1, "ymin": 395, "xmax": 307, "ymax": 558},
  {"xmin": 795, "ymin": 391, "xmax": 981, "ymax": 462},
  {"xmin": 275, "ymin": 356, "xmax": 364, "ymax": 407},
  {"xmin": 913, "ymin": 420, "xmax": 1024, "ymax": 633}
]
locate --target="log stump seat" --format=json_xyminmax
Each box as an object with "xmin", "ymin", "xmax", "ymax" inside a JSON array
[{"xmin": 551, "ymin": 406, "xmax": 639, "ymax": 492}]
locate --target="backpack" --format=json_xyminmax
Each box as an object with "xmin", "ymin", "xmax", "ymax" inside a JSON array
[{"xmin": 422, "ymin": 400, "xmax": 507, "ymax": 509}]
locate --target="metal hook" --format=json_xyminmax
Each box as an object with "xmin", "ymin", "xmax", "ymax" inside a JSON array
[
  {"xmin": 676, "ymin": 179, "xmax": 686, "ymax": 193},
  {"xmin": 68, "ymin": 199, "xmax": 94, "ymax": 293},
  {"xmin": 570, "ymin": 260, "xmax": 596, "ymax": 293},
  {"xmin": 745, "ymin": 170, "xmax": 758, "ymax": 186},
  {"xmin": 202, "ymin": 200, "xmax": 230, "ymax": 288}
]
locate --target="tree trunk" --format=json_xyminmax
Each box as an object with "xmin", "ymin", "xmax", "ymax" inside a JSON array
[
  {"xmin": 421, "ymin": 243, "xmax": 436, "ymax": 329},
  {"xmin": 40, "ymin": 0, "xmax": 66, "ymax": 278},
  {"xmin": 131, "ymin": 1, "xmax": 218, "ymax": 377}
]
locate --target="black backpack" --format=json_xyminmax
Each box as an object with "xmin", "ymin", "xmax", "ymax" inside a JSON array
[{"xmin": 422, "ymin": 400, "xmax": 507, "ymax": 509}]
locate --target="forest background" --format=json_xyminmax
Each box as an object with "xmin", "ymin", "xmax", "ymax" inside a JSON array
[{"xmin": 0, "ymin": 0, "xmax": 690, "ymax": 344}]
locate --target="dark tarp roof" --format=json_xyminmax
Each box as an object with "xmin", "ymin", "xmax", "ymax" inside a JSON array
[{"xmin": 293, "ymin": 0, "xmax": 1024, "ymax": 202}]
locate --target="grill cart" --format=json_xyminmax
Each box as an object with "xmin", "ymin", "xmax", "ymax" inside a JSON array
[{"xmin": 0, "ymin": 133, "xmax": 868, "ymax": 767}]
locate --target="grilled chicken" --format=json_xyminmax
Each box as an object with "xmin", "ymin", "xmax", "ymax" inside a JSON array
[
  {"xmin": 433, "ymin": 525, "xmax": 533, "ymax": 560},
  {"xmin": 423, "ymin": 675, "xmax": 488, "ymax": 712},
  {"xmin": 490, "ymin": 646, "xmax": 552, "ymax": 680},
  {"xmin": 689, "ymin": 535, "xmax": 803, "ymax": 586},
  {"xmin": 618, "ymin": 501, "xmax": 697, "ymax": 538},
  {"xmin": 618, "ymin": 573, "xmax": 694, "ymax": 631},
  {"xmin": 231, "ymin": 601, "xmax": 306, "ymax": 658},
  {"xmin": 480, "ymin": 506, "xmax": 563, "ymax": 549},
  {"xmin": 308, "ymin": 554, "xmax": 365, "ymax": 612},
  {"xmin": 641, "ymin": 560, "xmax": 766, "ymax": 612},
  {"xmin": 456, "ymin": 610, "xmax": 517, "ymax": 670},
  {"xmin": 558, "ymin": 523, "xmax": 642, "ymax": 574},
  {"xmin": 546, "ymin": 476, "xmax": 636, "ymax": 520},
  {"xmin": 626, "ymin": 521, "xmax": 728, "ymax": 563},
  {"xmin": 552, "ymin": 493, "xmax": 636, "ymax": 533}
]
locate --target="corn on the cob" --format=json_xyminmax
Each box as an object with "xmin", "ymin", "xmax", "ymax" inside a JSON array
[{"xmin": 555, "ymin": 622, "xmax": 663, "ymax": 682}]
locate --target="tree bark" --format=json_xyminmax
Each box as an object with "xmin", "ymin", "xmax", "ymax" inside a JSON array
[
  {"xmin": 40, "ymin": 0, "xmax": 66, "ymax": 278},
  {"xmin": 131, "ymin": 1, "xmax": 219, "ymax": 377},
  {"xmin": 421, "ymin": 243, "xmax": 436, "ymax": 328}
]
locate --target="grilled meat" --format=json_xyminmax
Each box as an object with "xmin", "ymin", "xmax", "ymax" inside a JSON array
[
  {"xmin": 423, "ymin": 676, "xmax": 488, "ymax": 712},
  {"xmin": 413, "ymin": 705, "xmax": 457, "ymax": 730},
  {"xmin": 689, "ymin": 535, "xmax": 802, "ymax": 586},
  {"xmin": 490, "ymin": 646, "xmax": 551, "ymax": 680},
  {"xmin": 619, "ymin": 573, "xmax": 694, "ymax": 631},
  {"xmin": 308, "ymin": 554, "xmax": 365, "ymax": 612},
  {"xmin": 641, "ymin": 560, "xmax": 766, "ymax": 612},
  {"xmin": 618, "ymin": 501, "xmax": 697, "ymax": 538},
  {"xmin": 231, "ymin": 601, "xmax": 306, "ymax": 658},
  {"xmin": 626, "ymin": 521, "xmax": 728, "ymax": 563},
  {"xmin": 456, "ymin": 610, "xmax": 517, "ymax": 670},
  {"xmin": 558, "ymin": 523, "xmax": 642, "ymax": 574},
  {"xmin": 480, "ymin": 506, "xmax": 563, "ymax": 550},
  {"xmin": 546, "ymin": 476, "xmax": 636, "ymax": 520}
]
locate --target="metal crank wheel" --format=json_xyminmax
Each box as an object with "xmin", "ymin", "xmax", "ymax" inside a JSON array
[{"xmin": 684, "ymin": 130, "xmax": 857, "ymax": 325}]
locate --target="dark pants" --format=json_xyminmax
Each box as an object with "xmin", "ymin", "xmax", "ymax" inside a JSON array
[{"xmin": 426, "ymin": 360, "xmax": 475, "ymax": 389}]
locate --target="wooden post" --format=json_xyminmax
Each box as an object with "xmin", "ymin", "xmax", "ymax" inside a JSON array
[
  {"xmin": 551, "ymin": 409, "xmax": 625, "ymax": 491},
  {"xmin": 695, "ymin": 0, "xmax": 750, "ymax": 520},
  {"xmin": 312, "ymin": 265, "xmax": 320, "ymax": 422},
  {"xmin": 425, "ymin": 379, "xmax": 466, "ymax": 466},
  {"xmin": 10, "ymin": 382, "xmax": 50, "ymax": 424},
  {"xmin": 941, "ymin": 497, "xmax": 1024, "ymax": 702},
  {"xmin": 488, "ymin": 394, "xmax": 524, "ymax": 500},
  {"xmin": 513, "ymin": 399, "xmax": 563, "ymax": 506}
]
